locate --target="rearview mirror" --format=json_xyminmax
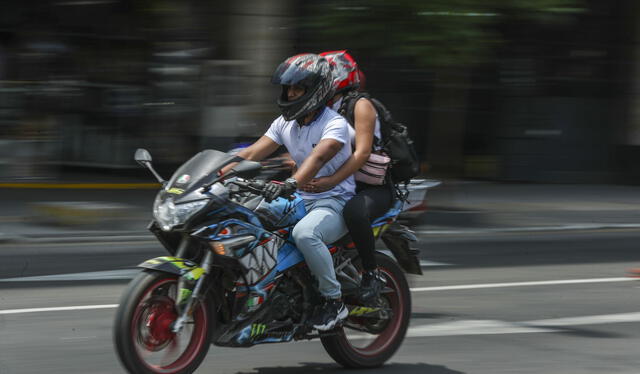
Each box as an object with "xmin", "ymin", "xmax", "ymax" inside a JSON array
[
  {"xmin": 134, "ymin": 148, "xmax": 152, "ymax": 166},
  {"xmin": 134, "ymin": 148, "xmax": 165, "ymax": 184}
]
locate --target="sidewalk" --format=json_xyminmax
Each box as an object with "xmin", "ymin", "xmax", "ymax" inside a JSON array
[
  {"xmin": 2, "ymin": 176, "xmax": 640, "ymax": 243},
  {"xmin": 419, "ymin": 180, "xmax": 640, "ymax": 232},
  {"xmin": 0, "ymin": 169, "xmax": 157, "ymax": 242}
]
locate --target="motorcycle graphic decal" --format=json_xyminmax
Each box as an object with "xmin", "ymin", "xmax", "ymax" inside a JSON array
[
  {"xmin": 349, "ymin": 306, "xmax": 382, "ymax": 316},
  {"xmin": 139, "ymin": 256, "xmax": 202, "ymax": 276},
  {"xmin": 238, "ymin": 235, "xmax": 283, "ymax": 285},
  {"xmin": 183, "ymin": 267, "xmax": 205, "ymax": 281},
  {"xmin": 176, "ymin": 174, "xmax": 191, "ymax": 184},
  {"xmin": 177, "ymin": 288, "xmax": 192, "ymax": 306}
]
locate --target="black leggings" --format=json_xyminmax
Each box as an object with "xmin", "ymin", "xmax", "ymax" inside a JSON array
[{"xmin": 342, "ymin": 183, "xmax": 394, "ymax": 271}]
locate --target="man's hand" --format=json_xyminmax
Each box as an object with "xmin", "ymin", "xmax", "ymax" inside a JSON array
[{"xmin": 263, "ymin": 178, "xmax": 297, "ymax": 202}]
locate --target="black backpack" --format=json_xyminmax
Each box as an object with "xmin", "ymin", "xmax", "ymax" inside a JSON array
[{"xmin": 339, "ymin": 91, "xmax": 420, "ymax": 184}]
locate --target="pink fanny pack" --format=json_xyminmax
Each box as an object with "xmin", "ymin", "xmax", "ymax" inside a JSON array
[{"xmin": 354, "ymin": 152, "xmax": 390, "ymax": 185}]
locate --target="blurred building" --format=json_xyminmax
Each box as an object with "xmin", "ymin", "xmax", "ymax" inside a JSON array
[
  {"xmin": 0, "ymin": 0, "xmax": 292, "ymax": 178},
  {"xmin": 298, "ymin": 1, "xmax": 639, "ymax": 183},
  {"xmin": 0, "ymin": 0, "xmax": 639, "ymax": 183}
]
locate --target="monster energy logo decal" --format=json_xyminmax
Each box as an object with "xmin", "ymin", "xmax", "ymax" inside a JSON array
[{"xmin": 251, "ymin": 323, "xmax": 267, "ymax": 337}]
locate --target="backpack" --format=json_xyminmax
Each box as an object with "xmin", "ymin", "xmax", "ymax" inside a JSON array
[{"xmin": 339, "ymin": 91, "xmax": 420, "ymax": 184}]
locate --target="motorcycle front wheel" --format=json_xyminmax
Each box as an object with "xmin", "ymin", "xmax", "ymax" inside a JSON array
[
  {"xmin": 113, "ymin": 270, "xmax": 214, "ymax": 374},
  {"xmin": 321, "ymin": 253, "xmax": 411, "ymax": 368}
]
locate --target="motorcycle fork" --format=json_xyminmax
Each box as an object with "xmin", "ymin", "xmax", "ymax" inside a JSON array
[{"xmin": 171, "ymin": 250, "xmax": 213, "ymax": 333}]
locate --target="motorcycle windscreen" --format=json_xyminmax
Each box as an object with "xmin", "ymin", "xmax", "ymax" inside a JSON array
[{"xmin": 164, "ymin": 149, "xmax": 239, "ymax": 202}]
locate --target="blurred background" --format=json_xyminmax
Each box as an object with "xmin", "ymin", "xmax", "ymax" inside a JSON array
[
  {"xmin": 0, "ymin": 0, "xmax": 638, "ymax": 183},
  {"xmin": 3, "ymin": 4, "xmax": 640, "ymax": 373}
]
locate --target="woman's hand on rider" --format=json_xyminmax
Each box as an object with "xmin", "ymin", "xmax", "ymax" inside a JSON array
[{"xmin": 301, "ymin": 176, "xmax": 336, "ymax": 193}]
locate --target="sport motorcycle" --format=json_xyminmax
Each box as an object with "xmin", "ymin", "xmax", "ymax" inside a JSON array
[{"xmin": 113, "ymin": 148, "xmax": 423, "ymax": 374}]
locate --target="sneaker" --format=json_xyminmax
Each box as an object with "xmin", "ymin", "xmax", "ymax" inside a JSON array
[
  {"xmin": 359, "ymin": 270, "xmax": 386, "ymax": 303},
  {"xmin": 312, "ymin": 298, "xmax": 348, "ymax": 331}
]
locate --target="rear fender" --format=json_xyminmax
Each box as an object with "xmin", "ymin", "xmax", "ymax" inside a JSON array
[{"xmin": 380, "ymin": 223, "xmax": 422, "ymax": 275}]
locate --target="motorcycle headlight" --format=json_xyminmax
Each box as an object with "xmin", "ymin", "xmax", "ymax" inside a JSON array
[{"xmin": 153, "ymin": 196, "xmax": 208, "ymax": 231}]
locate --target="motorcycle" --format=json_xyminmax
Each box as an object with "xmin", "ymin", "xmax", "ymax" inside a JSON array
[{"xmin": 113, "ymin": 148, "xmax": 423, "ymax": 374}]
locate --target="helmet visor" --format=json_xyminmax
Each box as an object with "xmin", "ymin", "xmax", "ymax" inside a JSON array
[{"xmin": 271, "ymin": 61, "xmax": 320, "ymax": 87}]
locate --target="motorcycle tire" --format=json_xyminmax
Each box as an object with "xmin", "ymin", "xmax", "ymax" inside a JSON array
[
  {"xmin": 321, "ymin": 253, "xmax": 411, "ymax": 368},
  {"xmin": 113, "ymin": 270, "xmax": 214, "ymax": 374}
]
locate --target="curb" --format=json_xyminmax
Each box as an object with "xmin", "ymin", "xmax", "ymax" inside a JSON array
[
  {"xmin": 4, "ymin": 223, "xmax": 640, "ymax": 245},
  {"xmin": 29, "ymin": 201, "xmax": 138, "ymax": 227},
  {"xmin": 0, "ymin": 183, "xmax": 160, "ymax": 189},
  {"xmin": 414, "ymin": 208, "xmax": 486, "ymax": 227}
]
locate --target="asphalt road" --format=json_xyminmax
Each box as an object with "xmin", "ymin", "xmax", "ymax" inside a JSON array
[{"xmin": 0, "ymin": 230, "xmax": 639, "ymax": 374}]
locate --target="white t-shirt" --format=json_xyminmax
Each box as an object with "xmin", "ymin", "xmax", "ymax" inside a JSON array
[
  {"xmin": 264, "ymin": 107, "xmax": 355, "ymax": 200},
  {"xmin": 330, "ymin": 97, "xmax": 382, "ymax": 151}
]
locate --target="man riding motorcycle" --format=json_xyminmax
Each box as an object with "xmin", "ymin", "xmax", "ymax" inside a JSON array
[{"xmin": 227, "ymin": 53, "xmax": 355, "ymax": 331}]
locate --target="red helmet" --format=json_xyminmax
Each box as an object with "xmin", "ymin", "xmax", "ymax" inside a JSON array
[
  {"xmin": 357, "ymin": 69, "xmax": 366, "ymax": 92},
  {"xmin": 319, "ymin": 50, "xmax": 361, "ymax": 94}
]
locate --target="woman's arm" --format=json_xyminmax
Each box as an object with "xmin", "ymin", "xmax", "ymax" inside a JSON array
[{"xmin": 303, "ymin": 98, "xmax": 377, "ymax": 192}]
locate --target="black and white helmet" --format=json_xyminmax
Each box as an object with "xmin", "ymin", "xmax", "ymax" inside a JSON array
[{"xmin": 271, "ymin": 53, "xmax": 333, "ymax": 121}]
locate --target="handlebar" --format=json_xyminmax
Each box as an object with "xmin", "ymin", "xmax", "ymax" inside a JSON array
[
  {"xmin": 231, "ymin": 179, "xmax": 296, "ymax": 202},
  {"xmin": 230, "ymin": 179, "xmax": 266, "ymax": 194}
]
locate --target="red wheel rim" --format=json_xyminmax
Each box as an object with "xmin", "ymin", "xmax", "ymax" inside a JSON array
[
  {"xmin": 340, "ymin": 266, "xmax": 405, "ymax": 356},
  {"xmin": 130, "ymin": 277, "xmax": 209, "ymax": 374}
]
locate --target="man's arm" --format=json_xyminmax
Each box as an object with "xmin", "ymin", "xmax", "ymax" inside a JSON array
[
  {"xmin": 291, "ymin": 138, "xmax": 343, "ymax": 186},
  {"xmin": 221, "ymin": 136, "xmax": 280, "ymax": 175},
  {"xmin": 236, "ymin": 136, "xmax": 280, "ymax": 161}
]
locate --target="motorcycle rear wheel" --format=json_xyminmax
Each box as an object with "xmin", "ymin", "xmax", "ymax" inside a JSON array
[
  {"xmin": 321, "ymin": 253, "xmax": 411, "ymax": 368},
  {"xmin": 113, "ymin": 270, "xmax": 214, "ymax": 374}
]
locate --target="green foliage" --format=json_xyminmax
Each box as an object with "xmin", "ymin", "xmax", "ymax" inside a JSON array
[{"xmin": 309, "ymin": 0, "xmax": 584, "ymax": 67}]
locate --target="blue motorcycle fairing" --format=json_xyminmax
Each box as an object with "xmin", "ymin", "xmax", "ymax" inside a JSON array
[
  {"xmin": 193, "ymin": 218, "xmax": 263, "ymax": 244},
  {"xmin": 275, "ymin": 241, "xmax": 305, "ymax": 271},
  {"xmin": 371, "ymin": 199, "xmax": 404, "ymax": 226},
  {"xmin": 253, "ymin": 194, "xmax": 307, "ymax": 229}
]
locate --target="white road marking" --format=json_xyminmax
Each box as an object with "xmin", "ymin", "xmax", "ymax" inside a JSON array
[
  {"xmin": 0, "ymin": 276, "xmax": 635, "ymax": 319},
  {"xmin": 420, "ymin": 260, "xmax": 451, "ymax": 267},
  {"xmin": 0, "ymin": 304, "xmax": 118, "ymax": 315},
  {"xmin": 528, "ymin": 312, "xmax": 640, "ymax": 327},
  {"xmin": 404, "ymin": 312, "xmax": 640, "ymax": 338},
  {"xmin": 59, "ymin": 336, "xmax": 98, "ymax": 342},
  {"xmin": 405, "ymin": 319, "xmax": 558, "ymax": 337},
  {"xmin": 410, "ymin": 277, "xmax": 635, "ymax": 292},
  {"xmin": 0, "ymin": 269, "xmax": 140, "ymax": 282},
  {"xmin": 4, "ymin": 304, "xmax": 639, "ymax": 339}
]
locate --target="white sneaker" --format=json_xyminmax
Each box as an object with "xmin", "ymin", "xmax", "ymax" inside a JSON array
[{"xmin": 312, "ymin": 298, "xmax": 348, "ymax": 331}]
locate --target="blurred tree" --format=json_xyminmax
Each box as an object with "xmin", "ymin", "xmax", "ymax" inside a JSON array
[
  {"xmin": 309, "ymin": 0, "xmax": 584, "ymax": 176},
  {"xmin": 310, "ymin": 0, "xmax": 584, "ymax": 67}
]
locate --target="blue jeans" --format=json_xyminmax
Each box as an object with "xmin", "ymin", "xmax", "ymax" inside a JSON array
[{"xmin": 291, "ymin": 196, "xmax": 348, "ymax": 299}]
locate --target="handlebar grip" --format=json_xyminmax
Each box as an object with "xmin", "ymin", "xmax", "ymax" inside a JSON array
[{"xmin": 249, "ymin": 180, "xmax": 266, "ymax": 190}]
